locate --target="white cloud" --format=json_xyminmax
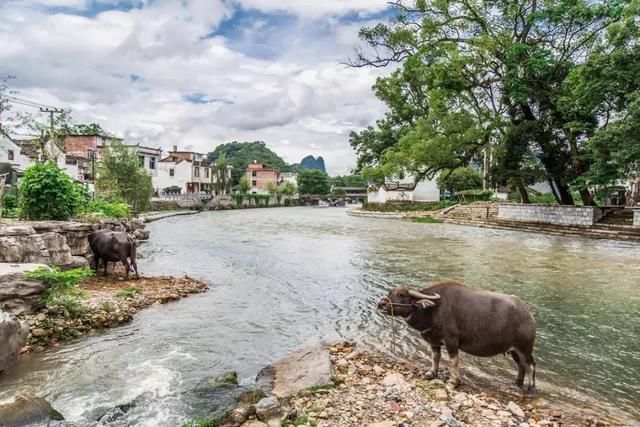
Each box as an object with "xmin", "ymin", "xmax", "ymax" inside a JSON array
[{"xmin": 0, "ymin": 0, "xmax": 390, "ymax": 175}]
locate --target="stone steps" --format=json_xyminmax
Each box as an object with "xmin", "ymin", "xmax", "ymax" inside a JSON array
[{"xmin": 441, "ymin": 218, "xmax": 640, "ymax": 242}]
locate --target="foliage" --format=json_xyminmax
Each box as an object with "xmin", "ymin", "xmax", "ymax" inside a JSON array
[
  {"xmin": 297, "ymin": 170, "xmax": 330, "ymax": 195},
  {"xmin": 437, "ymin": 168, "xmax": 483, "ymax": 194},
  {"xmin": 509, "ymin": 192, "xmax": 558, "ymax": 205},
  {"xmin": 238, "ymin": 176, "xmax": 251, "ymax": 194},
  {"xmin": 232, "ymin": 192, "xmax": 245, "ymax": 207},
  {"xmin": 362, "ymin": 200, "xmax": 457, "ymax": 212},
  {"xmin": 207, "ymin": 141, "xmax": 292, "ymax": 185},
  {"xmin": 331, "ymin": 174, "xmax": 365, "ymax": 187},
  {"xmin": 70, "ymin": 123, "xmax": 105, "ymax": 135},
  {"xmin": 86, "ymin": 199, "xmax": 131, "ymax": 219},
  {"xmin": 453, "ymin": 189, "xmax": 494, "ymax": 202},
  {"xmin": 19, "ymin": 162, "xmax": 83, "ymax": 220},
  {"xmin": 350, "ymin": 0, "xmax": 639, "ymax": 206},
  {"xmin": 413, "ymin": 216, "xmax": 443, "ymax": 224},
  {"xmin": 163, "ymin": 185, "xmax": 182, "ymax": 194},
  {"xmin": 116, "ymin": 287, "xmax": 141, "ymax": 298},
  {"xmin": 212, "ymin": 154, "xmax": 232, "ymax": 195},
  {"xmin": 331, "ymin": 188, "xmax": 346, "ymax": 196},
  {"xmin": 96, "ymin": 141, "xmax": 153, "ymax": 211},
  {"xmin": 265, "ymin": 181, "xmax": 278, "ymax": 198},
  {"xmin": 26, "ymin": 266, "xmax": 93, "ymax": 311},
  {"xmin": 279, "ymin": 181, "xmax": 297, "ymax": 196}
]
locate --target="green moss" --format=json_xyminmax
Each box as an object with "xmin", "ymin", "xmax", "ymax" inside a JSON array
[{"xmin": 412, "ymin": 216, "xmax": 443, "ymax": 224}]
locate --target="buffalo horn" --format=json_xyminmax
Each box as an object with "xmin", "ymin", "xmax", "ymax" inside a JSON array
[{"xmin": 407, "ymin": 289, "xmax": 441, "ymax": 300}]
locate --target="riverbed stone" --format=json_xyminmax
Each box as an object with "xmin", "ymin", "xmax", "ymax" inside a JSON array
[
  {"xmin": 240, "ymin": 421, "xmax": 267, "ymax": 427},
  {"xmin": 0, "ymin": 310, "xmax": 29, "ymax": 374},
  {"xmin": 255, "ymin": 396, "xmax": 281, "ymax": 422},
  {"xmin": 0, "ymin": 263, "xmax": 48, "ymax": 315},
  {"xmin": 507, "ymin": 401, "xmax": 525, "ymax": 418},
  {"xmin": 257, "ymin": 344, "xmax": 333, "ymax": 398},
  {"xmin": 0, "ymin": 395, "xmax": 64, "ymax": 425}
]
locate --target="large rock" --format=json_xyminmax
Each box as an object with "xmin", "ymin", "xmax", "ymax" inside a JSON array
[
  {"xmin": 257, "ymin": 344, "xmax": 334, "ymax": 398},
  {"xmin": 0, "ymin": 310, "xmax": 29, "ymax": 374},
  {"xmin": 0, "ymin": 395, "xmax": 64, "ymax": 426},
  {"xmin": 0, "ymin": 263, "xmax": 48, "ymax": 315}
]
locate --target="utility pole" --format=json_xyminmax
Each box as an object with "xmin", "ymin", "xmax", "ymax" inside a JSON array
[{"xmin": 39, "ymin": 107, "xmax": 64, "ymax": 161}]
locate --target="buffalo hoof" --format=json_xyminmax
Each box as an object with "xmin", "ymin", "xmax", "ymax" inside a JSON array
[
  {"xmin": 448, "ymin": 378, "xmax": 461, "ymax": 388},
  {"xmin": 526, "ymin": 385, "xmax": 536, "ymax": 395},
  {"xmin": 424, "ymin": 370, "xmax": 436, "ymax": 380}
]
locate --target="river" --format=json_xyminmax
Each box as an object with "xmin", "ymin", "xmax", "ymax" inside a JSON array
[{"xmin": 1, "ymin": 207, "xmax": 639, "ymax": 425}]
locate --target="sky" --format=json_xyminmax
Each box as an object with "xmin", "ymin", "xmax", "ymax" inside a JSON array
[{"xmin": 0, "ymin": 0, "xmax": 394, "ymax": 175}]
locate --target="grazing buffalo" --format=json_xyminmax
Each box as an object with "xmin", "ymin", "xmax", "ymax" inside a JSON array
[
  {"xmin": 378, "ymin": 280, "xmax": 536, "ymax": 390},
  {"xmin": 88, "ymin": 229, "xmax": 139, "ymax": 280}
]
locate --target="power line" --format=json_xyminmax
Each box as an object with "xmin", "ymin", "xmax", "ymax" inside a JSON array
[{"xmin": 5, "ymin": 95, "xmax": 62, "ymax": 111}]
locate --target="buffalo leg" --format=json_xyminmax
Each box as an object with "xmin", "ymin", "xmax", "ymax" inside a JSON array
[
  {"xmin": 130, "ymin": 258, "xmax": 139, "ymax": 279},
  {"xmin": 445, "ymin": 342, "xmax": 461, "ymax": 387},
  {"xmin": 524, "ymin": 353, "xmax": 536, "ymax": 392},
  {"xmin": 425, "ymin": 346, "xmax": 441, "ymax": 380},
  {"xmin": 121, "ymin": 257, "xmax": 130, "ymax": 280},
  {"xmin": 510, "ymin": 351, "xmax": 526, "ymax": 387},
  {"xmin": 103, "ymin": 259, "xmax": 108, "ymax": 276}
]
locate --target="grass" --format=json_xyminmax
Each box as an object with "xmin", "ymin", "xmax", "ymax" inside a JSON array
[
  {"xmin": 116, "ymin": 287, "xmax": 141, "ymax": 298},
  {"xmin": 306, "ymin": 375, "xmax": 345, "ymax": 393},
  {"xmin": 362, "ymin": 200, "xmax": 458, "ymax": 212},
  {"xmin": 182, "ymin": 409, "xmax": 230, "ymax": 427},
  {"xmin": 286, "ymin": 411, "xmax": 318, "ymax": 427},
  {"xmin": 413, "ymin": 216, "xmax": 443, "ymax": 224}
]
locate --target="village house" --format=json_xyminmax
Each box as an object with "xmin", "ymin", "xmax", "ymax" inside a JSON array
[
  {"xmin": 246, "ymin": 162, "xmax": 279, "ymax": 194},
  {"xmin": 279, "ymin": 172, "xmax": 297, "ymax": 186},
  {"xmin": 367, "ymin": 174, "xmax": 440, "ymax": 203},
  {"xmin": 130, "ymin": 144, "xmax": 162, "ymax": 178},
  {"xmin": 0, "ymin": 135, "xmax": 80, "ymax": 182},
  {"xmin": 154, "ymin": 146, "xmax": 212, "ymax": 193}
]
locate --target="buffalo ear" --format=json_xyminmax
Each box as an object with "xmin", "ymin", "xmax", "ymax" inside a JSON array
[{"xmin": 414, "ymin": 299, "xmax": 436, "ymax": 309}]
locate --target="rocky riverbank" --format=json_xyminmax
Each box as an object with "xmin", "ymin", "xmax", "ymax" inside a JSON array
[
  {"xmin": 20, "ymin": 272, "xmax": 208, "ymax": 352},
  {"xmin": 215, "ymin": 342, "xmax": 622, "ymax": 427}
]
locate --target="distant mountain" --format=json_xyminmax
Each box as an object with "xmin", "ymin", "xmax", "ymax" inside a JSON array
[
  {"xmin": 292, "ymin": 155, "xmax": 326, "ymax": 173},
  {"xmin": 207, "ymin": 141, "xmax": 293, "ymax": 185}
]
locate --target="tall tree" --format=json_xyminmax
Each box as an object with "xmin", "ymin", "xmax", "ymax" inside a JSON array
[
  {"xmin": 350, "ymin": 0, "xmax": 636, "ymax": 205},
  {"xmin": 297, "ymin": 170, "xmax": 331, "ymax": 195},
  {"xmin": 96, "ymin": 141, "xmax": 153, "ymax": 211}
]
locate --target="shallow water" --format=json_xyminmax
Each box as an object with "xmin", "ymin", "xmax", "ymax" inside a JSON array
[{"xmin": 1, "ymin": 207, "xmax": 639, "ymax": 424}]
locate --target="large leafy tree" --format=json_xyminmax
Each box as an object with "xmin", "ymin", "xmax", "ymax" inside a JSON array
[
  {"xmin": 297, "ymin": 170, "xmax": 331, "ymax": 195},
  {"xmin": 350, "ymin": 0, "xmax": 637, "ymax": 205},
  {"xmin": 96, "ymin": 141, "xmax": 153, "ymax": 211}
]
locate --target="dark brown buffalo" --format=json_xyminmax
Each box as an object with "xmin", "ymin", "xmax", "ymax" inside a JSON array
[
  {"xmin": 88, "ymin": 229, "xmax": 139, "ymax": 279},
  {"xmin": 378, "ymin": 280, "xmax": 536, "ymax": 390}
]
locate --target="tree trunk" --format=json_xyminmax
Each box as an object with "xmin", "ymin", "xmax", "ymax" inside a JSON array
[
  {"xmin": 516, "ymin": 181, "xmax": 531, "ymax": 204},
  {"xmin": 579, "ymin": 189, "xmax": 595, "ymax": 206},
  {"xmin": 548, "ymin": 179, "xmax": 561, "ymax": 204},
  {"xmin": 555, "ymin": 181, "xmax": 574, "ymax": 205}
]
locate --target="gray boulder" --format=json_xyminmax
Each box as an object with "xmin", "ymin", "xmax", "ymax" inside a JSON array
[
  {"xmin": 257, "ymin": 344, "xmax": 334, "ymax": 398},
  {"xmin": 0, "ymin": 310, "xmax": 29, "ymax": 374},
  {"xmin": 0, "ymin": 263, "xmax": 48, "ymax": 315},
  {"xmin": 0, "ymin": 395, "xmax": 64, "ymax": 426}
]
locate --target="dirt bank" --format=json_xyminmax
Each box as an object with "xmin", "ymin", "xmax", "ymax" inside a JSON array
[{"xmin": 20, "ymin": 272, "xmax": 208, "ymax": 352}]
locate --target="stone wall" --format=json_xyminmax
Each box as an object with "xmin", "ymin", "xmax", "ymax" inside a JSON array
[
  {"xmin": 442, "ymin": 202, "xmax": 499, "ymax": 221},
  {"xmin": 0, "ymin": 219, "xmax": 149, "ymax": 268},
  {"xmin": 634, "ymin": 209, "xmax": 640, "ymax": 228},
  {"xmin": 498, "ymin": 204, "xmax": 603, "ymax": 226}
]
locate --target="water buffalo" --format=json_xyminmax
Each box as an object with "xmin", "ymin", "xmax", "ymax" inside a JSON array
[
  {"xmin": 378, "ymin": 280, "xmax": 536, "ymax": 390},
  {"xmin": 88, "ymin": 229, "xmax": 139, "ymax": 280}
]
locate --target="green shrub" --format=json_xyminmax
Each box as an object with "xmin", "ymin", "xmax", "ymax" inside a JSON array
[
  {"xmin": 25, "ymin": 266, "xmax": 93, "ymax": 306},
  {"xmin": 362, "ymin": 200, "xmax": 457, "ymax": 212},
  {"xmin": 2, "ymin": 194, "xmax": 17, "ymax": 209},
  {"xmin": 116, "ymin": 287, "xmax": 141, "ymax": 298},
  {"xmin": 86, "ymin": 199, "xmax": 131, "ymax": 219},
  {"xmin": 233, "ymin": 192, "xmax": 244, "ymax": 207},
  {"xmin": 413, "ymin": 216, "xmax": 443, "ymax": 223},
  {"xmin": 19, "ymin": 162, "xmax": 84, "ymax": 220},
  {"xmin": 453, "ymin": 189, "xmax": 494, "ymax": 202}
]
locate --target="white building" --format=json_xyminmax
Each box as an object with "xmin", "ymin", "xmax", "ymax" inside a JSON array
[
  {"xmin": 153, "ymin": 146, "xmax": 213, "ymax": 193},
  {"xmin": 367, "ymin": 174, "xmax": 440, "ymax": 203},
  {"xmin": 279, "ymin": 172, "xmax": 297, "ymax": 186},
  {"xmin": 0, "ymin": 136, "xmax": 31, "ymax": 173},
  {"xmin": 128, "ymin": 144, "xmax": 161, "ymax": 177}
]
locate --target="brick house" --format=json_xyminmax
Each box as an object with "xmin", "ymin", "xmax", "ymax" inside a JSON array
[{"xmin": 246, "ymin": 162, "xmax": 279, "ymax": 194}]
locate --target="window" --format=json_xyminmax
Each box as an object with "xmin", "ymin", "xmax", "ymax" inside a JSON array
[
  {"xmin": 8, "ymin": 150, "xmax": 14, "ymax": 161},
  {"xmin": 149, "ymin": 157, "xmax": 156, "ymax": 170},
  {"xmin": 138, "ymin": 155, "xmax": 145, "ymax": 167},
  {"xmin": 252, "ymin": 171, "xmax": 257, "ymax": 177},
  {"xmin": 252, "ymin": 180, "xmax": 257, "ymax": 187},
  {"xmin": 169, "ymin": 168, "xmax": 175, "ymax": 177},
  {"xmin": 205, "ymin": 168, "xmax": 209, "ymax": 178},
  {"xmin": 194, "ymin": 166, "xmax": 200, "ymax": 177}
]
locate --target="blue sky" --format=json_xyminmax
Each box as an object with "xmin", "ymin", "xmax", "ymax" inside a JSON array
[{"xmin": 0, "ymin": 0, "xmax": 394, "ymax": 174}]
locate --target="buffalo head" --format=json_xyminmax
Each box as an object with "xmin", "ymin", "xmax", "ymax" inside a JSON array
[{"xmin": 377, "ymin": 286, "xmax": 440, "ymax": 317}]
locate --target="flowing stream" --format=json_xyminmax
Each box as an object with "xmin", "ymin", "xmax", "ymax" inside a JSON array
[{"xmin": 1, "ymin": 207, "xmax": 639, "ymax": 425}]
